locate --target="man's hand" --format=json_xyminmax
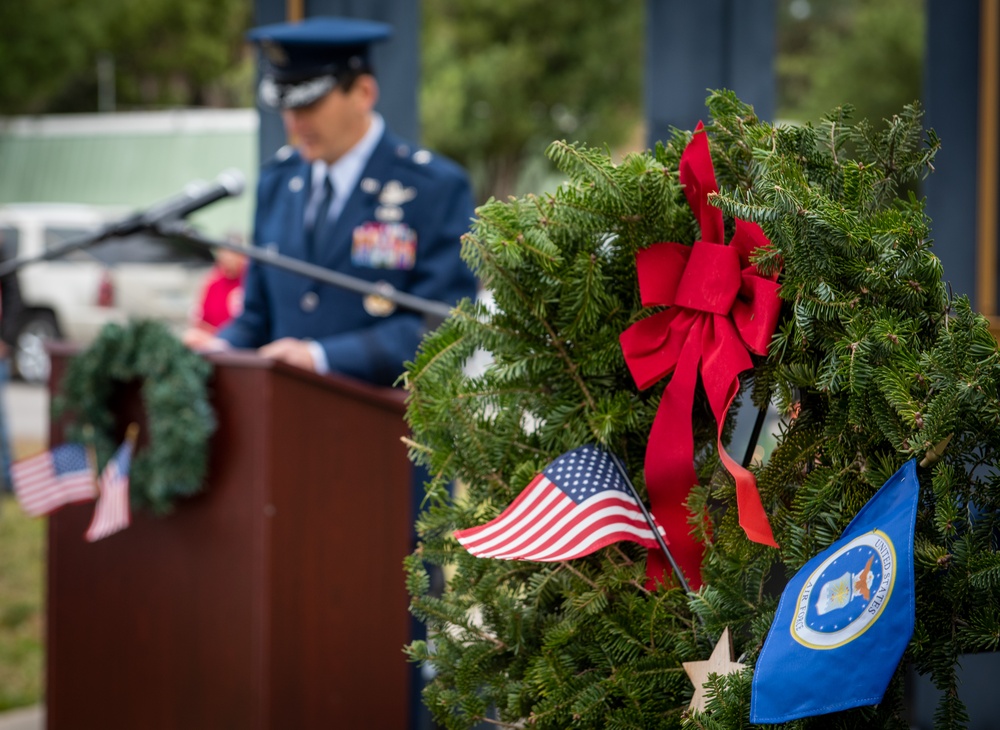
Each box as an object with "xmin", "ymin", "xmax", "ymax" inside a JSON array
[
  {"xmin": 182, "ymin": 327, "xmax": 231, "ymax": 353},
  {"xmin": 258, "ymin": 337, "xmax": 317, "ymax": 372}
]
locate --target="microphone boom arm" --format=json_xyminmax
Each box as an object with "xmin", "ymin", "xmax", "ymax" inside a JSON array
[
  {"xmin": 0, "ymin": 167, "xmax": 456, "ymax": 323},
  {"xmin": 155, "ymin": 220, "xmax": 455, "ymax": 322},
  {"xmin": 0, "ymin": 222, "xmax": 120, "ymax": 278}
]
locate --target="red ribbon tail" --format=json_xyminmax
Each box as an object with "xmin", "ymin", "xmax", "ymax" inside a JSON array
[
  {"xmin": 646, "ymin": 550, "xmax": 682, "ymax": 591},
  {"xmin": 713, "ymin": 377, "xmax": 779, "ymax": 548},
  {"xmin": 699, "ymin": 317, "xmax": 778, "ymax": 549},
  {"xmin": 736, "ymin": 477, "xmax": 780, "ymax": 547},
  {"xmin": 643, "ymin": 332, "xmax": 706, "ymax": 591}
]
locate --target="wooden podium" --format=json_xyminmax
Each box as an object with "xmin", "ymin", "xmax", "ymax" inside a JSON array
[{"xmin": 45, "ymin": 347, "xmax": 416, "ymax": 729}]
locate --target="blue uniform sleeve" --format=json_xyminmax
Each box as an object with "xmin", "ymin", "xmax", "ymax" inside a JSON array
[{"xmin": 315, "ymin": 168, "xmax": 478, "ymax": 386}]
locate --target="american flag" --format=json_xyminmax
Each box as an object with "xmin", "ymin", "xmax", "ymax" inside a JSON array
[
  {"xmin": 11, "ymin": 443, "xmax": 96, "ymax": 517},
  {"xmin": 454, "ymin": 445, "xmax": 665, "ymax": 562},
  {"xmin": 85, "ymin": 439, "xmax": 134, "ymax": 542}
]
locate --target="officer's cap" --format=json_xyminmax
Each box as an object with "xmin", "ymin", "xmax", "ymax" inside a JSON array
[{"xmin": 248, "ymin": 17, "xmax": 392, "ymax": 110}]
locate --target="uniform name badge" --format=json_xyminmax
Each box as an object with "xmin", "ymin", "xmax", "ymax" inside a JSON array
[{"xmin": 351, "ymin": 222, "xmax": 417, "ymax": 270}]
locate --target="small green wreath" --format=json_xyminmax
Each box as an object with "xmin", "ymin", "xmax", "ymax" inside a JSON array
[{"xmin": 53, "ymin": 319, "xmax": 216, "ymax": 514}]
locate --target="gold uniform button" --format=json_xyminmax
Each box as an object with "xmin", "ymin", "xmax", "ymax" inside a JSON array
[
  {"xmin": 300, "ymin": 291, "xmax": 319, "ymax": 312},
  {"xmin": 363, "ymin": 282, "xmax": 397, "ymax": 317},
  {"xmin": 363, "ymin": 294, "xmax": 396, "ymax": 317}
]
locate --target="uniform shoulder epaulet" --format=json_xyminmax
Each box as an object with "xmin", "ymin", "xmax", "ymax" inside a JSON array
[
  {"xmin": 393, "ymin": 142, "xmax": 435, "ymax": 167},
  {"xmin": 410, "ymin": 148, "xmax": 434, "ymax": 166},
  {"xmin": 392, "ymin": 142, "xmax": 465, "ymax": 182}
]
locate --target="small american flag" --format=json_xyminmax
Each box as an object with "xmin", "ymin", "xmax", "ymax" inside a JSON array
[
  {"xmin": 85, "ymin": 439, "xmax": 134, "ymax": 542},
  {"xmin": 11, "ymin": 443, "xmax": 96, "ymax": 517},
  {"xmin": 455, "ymin": 445, "xmax": 665, "ymax": 562}
]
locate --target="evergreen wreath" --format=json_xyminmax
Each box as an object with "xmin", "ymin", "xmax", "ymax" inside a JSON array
[
  {"xmin": 403, "ymin": 91, "xmax": 1000, "ymax": 729},
  {"xmin": 54, "ymin": 319, "xmax": 216, "ymax": 514}
]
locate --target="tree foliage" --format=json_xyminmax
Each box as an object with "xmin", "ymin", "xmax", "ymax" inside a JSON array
[
  {"xmin": 0, "ymin": 0, "xmax": 101, "ymax": 114},
  {"xmin": 1, "ymin": 0, "xmax": 925, "ymax": 203},
  {"xmin": 404, "ymin": 91, "xmax": 1000, "ymax": 728},
  {"xmin": 0, "ymin": 0, "xmax": 252, "ymax": 114},
  {"xmin": 776, "ymin": 0, "xmax": 924, "ymax": 126},
  {"xmin": 421, "ymin": 0, "xmax": 643, "ymax": 201}
]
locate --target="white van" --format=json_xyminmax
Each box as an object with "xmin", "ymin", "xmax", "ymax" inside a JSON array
[{"xmin": 0, "ymin": 203, "xmax": 215, "ymax": 383}]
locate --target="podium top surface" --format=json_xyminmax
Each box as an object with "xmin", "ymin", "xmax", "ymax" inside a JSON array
[{"xmin": 47, "ymin": 340, "xmax": 408, "ymax": 412}]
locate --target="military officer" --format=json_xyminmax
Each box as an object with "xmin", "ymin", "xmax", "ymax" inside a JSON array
[{"xmin": 185, "ymin": 16, "xmax": 478, "ymax": 387}]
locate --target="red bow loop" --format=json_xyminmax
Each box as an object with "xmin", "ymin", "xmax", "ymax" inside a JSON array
[
  {"xmin": 636, "ymin": 242, "xmax": 691, "ymax": 308},
  {"xmin": 730, "ymin": 219, "xmax": 778, "ymax": 279},
  {"xmin": 730, "ymin": 219, "xmax": 783, "ymax": 356},
  {"xmin": 680, "ymin": 122, "xmax": 724, "ymax": 245},
  {"xmin": 620, "ymin": 309, "xmax": 687, "ymax": 391}
]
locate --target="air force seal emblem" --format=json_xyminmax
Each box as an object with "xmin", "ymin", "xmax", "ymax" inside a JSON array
[{"xmin": 791, "ymin": 530, "xmax": 896, "ymax": 649}]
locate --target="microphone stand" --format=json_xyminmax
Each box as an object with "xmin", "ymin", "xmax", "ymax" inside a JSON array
[
  {"xmin": 0, "ymin": 209, "xmax": 456, "ymax": 324},
  {"xmin": 154, "ymin": 220, "xmax": 455, "ymax": 325}
]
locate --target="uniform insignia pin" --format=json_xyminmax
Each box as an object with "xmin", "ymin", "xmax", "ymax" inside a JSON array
[
  {"xmin": 260, "ymin": 39, "xmax": 289, "ymax": 67},
  {"xmin": 379, "ymin": 180, "xmax": 417, "ymax": 207},
  {"xmin": 375, "ymin": 206, "xmax": 404, "ymax": 223}
]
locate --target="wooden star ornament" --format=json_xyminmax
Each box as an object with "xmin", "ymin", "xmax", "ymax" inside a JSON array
[{"xmin": 682, "ymin": 627, "xmax": 746, "ymax": 713}]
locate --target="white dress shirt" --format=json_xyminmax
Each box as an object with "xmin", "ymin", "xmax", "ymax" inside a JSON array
[{"xmin": 305, "ymin": 112, "xmax": 386, "ymax": 374}]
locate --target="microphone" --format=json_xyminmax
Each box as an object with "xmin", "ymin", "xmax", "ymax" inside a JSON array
[{"xmin": 112, "ymin": 169, "xmax": 246, "ymax": 234}]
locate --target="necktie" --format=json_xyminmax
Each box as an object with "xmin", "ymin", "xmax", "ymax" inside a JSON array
[{"xmin": 307, "ymin": 175, "xmax": 334, "ymax": 260}]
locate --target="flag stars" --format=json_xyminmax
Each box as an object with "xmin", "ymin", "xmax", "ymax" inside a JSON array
[{"xmin": 541, "ymin": 445, "xmax": 635, "ymax": 502}]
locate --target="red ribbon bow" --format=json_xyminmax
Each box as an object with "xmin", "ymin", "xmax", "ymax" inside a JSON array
[{"xmin": 619, "ymin": 123, "xmax": 781, "ymax": 591}]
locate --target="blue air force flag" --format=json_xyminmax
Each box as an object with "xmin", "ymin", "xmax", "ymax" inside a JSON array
[{"xmin": 750, "ymin": 459, "xmax": 919, "ymax": 723}]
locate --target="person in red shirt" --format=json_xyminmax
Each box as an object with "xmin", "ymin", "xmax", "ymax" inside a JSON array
[{"xmin": 189, "ymin": 242, "xmax": 247, "ymax": 335}]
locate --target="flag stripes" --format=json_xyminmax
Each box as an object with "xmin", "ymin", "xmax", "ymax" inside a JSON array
[
  {"xmin": 457, "ymin": 475, "xmax": 662, "ymax": 561},
  {"xmin": 11, "ymin": 444, "xmax": 96, "ymax": 517},
  {"xmin": 454, "ymin": 445, "xmax": 665, "ymax": 564},
  {"xmin": 85, "ymin": 439, "xmax": 134, "ymax": 542}
]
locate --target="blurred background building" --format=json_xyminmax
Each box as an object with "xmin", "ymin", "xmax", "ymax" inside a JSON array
[{"xmin": 0, "ymin": 0, "xmax": 992, "ymax": 312}]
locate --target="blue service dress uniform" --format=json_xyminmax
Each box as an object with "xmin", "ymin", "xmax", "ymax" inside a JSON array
[{"xmin": 218, "ymin": 129, "xmax": 478, "ymax": 386}]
